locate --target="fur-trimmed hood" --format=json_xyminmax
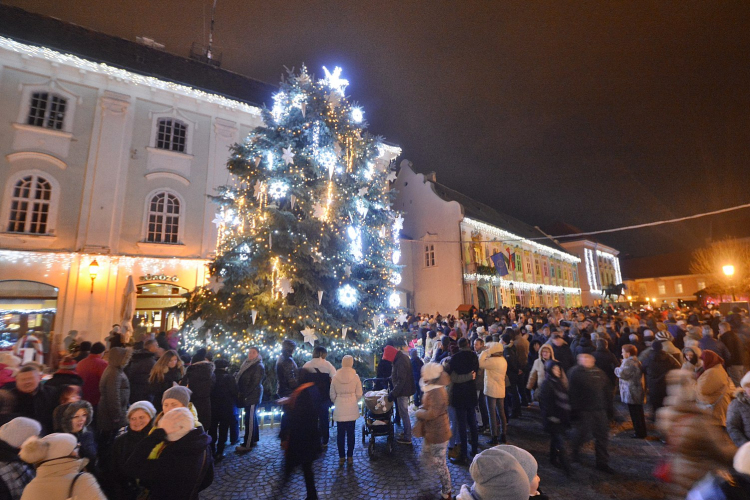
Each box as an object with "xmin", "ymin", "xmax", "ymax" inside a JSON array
[{"xmin": 60, "ymin": 401, "xmax": 94, "ymax": 433}]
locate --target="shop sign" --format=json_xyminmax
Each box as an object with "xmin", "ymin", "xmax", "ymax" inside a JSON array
[{"xmin": 139, "ymin": 274, "xmax": 179, "ymax": 283}]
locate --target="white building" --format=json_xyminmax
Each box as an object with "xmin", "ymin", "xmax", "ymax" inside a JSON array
[
  {"xmin": 0, "ymin": 6, "xmax": 275, "ymax": 352},
  {"xmin": 393, "ymin": 161, "xmax": 582, "ymax": 315}
]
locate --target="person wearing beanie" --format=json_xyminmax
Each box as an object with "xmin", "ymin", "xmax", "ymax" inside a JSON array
[
  {"xmin": 330, "ymin": 355, "xmax": 363, "ymax": 466},
  {"xmin": 496, "ymin": 444, "xmax": 548, "ymax": 499},
  {"xmin": 180, "ymin": 349, "xmax": 215, "ymax": 432},
  {"xmin": 208, "ymin": 358, "xmax": 238, "ymax": 461},
  {"xmin": 654, "ymin": 330, "xmax": 682, "ymax": 364},
  {"xmin": 479, "ymin": 342, "xmax": 508, "ymax": 445},
  {"xmin": 641, "ymin": 341, "xmax": 681, "ymax": 421},
  {"xmin": 44, "ymin": 356, "xmax": 84, "ymax": 390},
  {"xmin": 727, "ymin": 371, "xmax": 750, "ymax": 447},
  {"xmin": 96, "ymin": 346, "xmax": 132, "ymax": 476},
  {"xmin": 124, "ymin": 407, "xmax": 213, "ymax": 500},
  {"xmin": 696, "ymin": 350, "xmax": 733, "ymax": 426},
  {"xmin": 151, "ymin": 385, "xmax": 202, "ymax": 432},
  {"xmin": 110, "ymin": 401, "xmax": 156, "ymax": 500},
  {"xmin": 77, "ymin": 342, "xmax": 107, "ymax": 407},
  {"xmin": 415, "ymin": 362, "xmax": 452, "ymax": 499},
  {"xmin": 682, "ymin": 345, "xmax": 703, "ymax": 374},
  {"xmin": 276, "ymin": 339, "xmax": 299, "ymax": 398},
  {"xmin": 19, "ymin": 433, "xmax": 106, "ymax": 500},
  {"xmin": 0, "ymin": 417, "xmax": 41, "ymax": 499},
  {"xmin": 456, "ymin": 447, "xmax": 530, "ymax": 500},
  {"xmin": 374, "ymin": 344, "xmax": 396, "ymax": 390}
]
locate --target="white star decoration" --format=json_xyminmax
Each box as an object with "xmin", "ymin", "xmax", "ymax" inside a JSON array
[
  {"xmin": 358, "ymin": 187, "xmax": 369, "ymax": 197},
  {"xmin": 282, "ymin": 147, "xmax": 295, "ymax": 165},
  {"xmin": 393, "ymin": 214, "xmax": 405, "ymax": 232},
  {"xmin": 322, "ymin": 66, "xmax": 349, "ymax": 94},
  {"xmin": 206, "ymin": 276, "xmax": 224, "ymax": 293},
  {"xmin": 191, "ymin": 317, "xmax": 205, "ymax": 330},
  {"xmin": 386, "ymin": 171, "xmax": 398, "ymax": 183},
  {"xmin": 312, "ymin": 202, "xmax": 327, "ymax": 220},
  {"xmin": 397, "ymin": 312, "xmax": 409, "ymax": 324},
  {"xmin": 278, "ymin": 277, "xmax": 293, "ymax": 297},
  {"xmin": 253, "ymin": 181, "xmax": 265, "ymax": 200},
  {"xmin": 301, "ymin": 326, "xmax": 318, "ymax": 346},
  {"xmin": 212, "ymin": 214, "xmax": 224, "ymax": 227}
]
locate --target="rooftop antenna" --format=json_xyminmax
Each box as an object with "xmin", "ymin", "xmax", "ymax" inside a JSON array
[{"xmin": 207, "ymin": 0, "xmax": 218, "ymax": 61}]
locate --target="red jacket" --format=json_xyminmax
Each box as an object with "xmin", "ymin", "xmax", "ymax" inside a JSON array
[{"xmin": 77, "ymin": 354, "xmax": 108, "ymax": 406}]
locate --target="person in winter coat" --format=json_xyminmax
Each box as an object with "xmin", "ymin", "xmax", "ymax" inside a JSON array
[
  {"xmin": 124, "ymin": 340, "xmax": 158, "ymax": 404},
  {"xmin": 615, "ymin": 345, "xmax": 647, "ymax": 438},
  {"xmin": 573, "ymin": 336, "xmax": 595, "ymax": 357},
  {"xmin": 302, "ymin": 346, "xmax": 337, "ymax": 448},
  {"xmin": 719, "ymin": 322, "xmax": 746, "ymax": 387},
  {"xmin": 43, "ymin": 356, "xmax": 83, "ymax": 390},
  {"xmin": 0, "ymin": 365, "xmax": 58, "ymax": 435},
  {"xmin": 455, "ymin": 447, "xmax": 530, "ymax": 500},
  {"xmin": 278, "ymin": 372, "xmax": 322, "ymax": 500},
  {"xmin": 329, "ymin": 355, "xmax": 362, "ymax": 466},
  {"xmin": 592, "ymin": 339, "xmax": 619, "ymax": 421},
  {"xmin": 388, "ymin": 340, "xmax": 416, "ymax": 444},
  {"xmin": 410, "ymin": 348, "xmax": 424, "ymax": 407},
  {"xmin": 124, "ymin": 407, "xmax": 213, "ymax": 500},
  {"xmin": 236, "ymin": 347, "xmax": 264, "ymax": 452},
  {"xmin": 73, "ymin": 342, "xmax": 91, "ymax": 363},
  {"xmin": 682, "ymin": 345, "xmax": 703, "ymax": 374},
  {"xmin": 527, "ymin": 344, "xmax": 556, "ymax": 399},
  {"xmin": 57, "ymin": 400, "xmax": 97, "ymax": 470},
  {"xmin": 655, "ymin": 330, "xmax": 683, "ymax": 365},
  {"xmin": 538, "ymin": 360, "xmax": 571, "ymax": 475},
  {"xmin": 109, "ymin": 401, "xmax": 156, "ymax": 500},
  {"xmin": 209, "ymin": 359, "xmax": 238, "ymax": 460},
  {"xmin": 568, "ymin": 354, "xmax": 612, "ymax": 473},
  {"xmin": 0, "ymin": 417, "xmax": 41, "ymax": 500},
  {"xmin": 448, "ymin": 338, "xmax": 480, "ymax": 464},
  {"xmin": 502, "ymin": 332, "xmax": 523, "ymax": 420},
  {"xmin": 77, "ymin": 342, "xmax": 107, "ymax": 407},
  {"xmin": 97, "ymin": 347, "xmax": 132, "ymax": 438},
  {"xmin": 696, "ymin": 350, "xmax": 734, "ymax": 426},
  {"xmin": 276, "ymin": 340, "xmax": 299, "ymax": 399},
  {"xmin": 727, "ymin": 371, "xmax": 750, "ymax": 447},
  {"xmin": 153, "ymin": 386, "xmax": 202, "ymax": 428},
  {"xmin": 550, "ymin": 335, "xmax": 575, "ymax": 373},
  {"xmin": 479, "ymin": 342, "xmax": 507, "ymax": 445},
  {"xmin": 415, "ymin": 363, "xmax": 452, "ymax": 500},
  {"xmin": 180, "ymin": 348, "xmax": 215, "ymax": 430},
  {"xmin": 641, "ymin": 340, "xmax": 681, "ymax": 419},
  {"xmin": 148, "ymin": 350, "xmax": 184, "ymax": 413},
  {"xmin": 19, "ymin": 433, "xmax": 106, "ymax": 500},
  {"xmin": 375, "ymin": 345, "xmax": 396, "ymax": 390},
  {"xmin": 698, "ymin": 326, "xmax": 731, "ymax": 366}
]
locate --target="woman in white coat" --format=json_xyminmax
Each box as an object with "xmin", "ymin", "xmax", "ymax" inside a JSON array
[
  {"xmin": 478, "ymin": 342, "xmax": 508, "ymax": 445},
  {"xmin": 330, "ymin": 355, "xmax": 363, "ymax": 466}
]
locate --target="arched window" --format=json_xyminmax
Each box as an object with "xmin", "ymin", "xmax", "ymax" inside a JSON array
[
  {"xmin": 7, "ymin": 174, "xmax": 52, "ymax": 234},
  {"xmin": 146, "ymin": 192, "xmax": 181, "ymax": 243},
  {"xmin": 27, "ymin": 92, "xmax": 67, "ymax": 130},
  {"xmin": 156, "ymin": 119, "xmax": 187, "ymax": 152}
]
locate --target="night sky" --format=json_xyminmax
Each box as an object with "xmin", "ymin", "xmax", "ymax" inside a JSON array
[{"xmin": 8, "ymin": 1, "xmax": 750, "ymax": 257}]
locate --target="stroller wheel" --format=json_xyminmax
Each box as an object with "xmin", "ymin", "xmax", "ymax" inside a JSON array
[{"xmin": 361, "ymin": 424, "xmax": 367, "ymax": 444}]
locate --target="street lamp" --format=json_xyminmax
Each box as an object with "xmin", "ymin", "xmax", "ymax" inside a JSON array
[
  {"xmin": 89, "ymin": 259, "xmax": 99, "ymax": 293},
  {"xmin": 723, "ymin": 264, "xmax": 737, "ymax": 301}
]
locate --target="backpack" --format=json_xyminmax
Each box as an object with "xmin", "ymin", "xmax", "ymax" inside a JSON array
[{"xmin": 306, "ymin": 368, "xmax": 332, "ymax": 406}]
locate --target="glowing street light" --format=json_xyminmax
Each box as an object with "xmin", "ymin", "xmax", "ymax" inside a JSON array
[{"xmin": 723, "ymin": 265, "xmax": 735, "ymax": 277}]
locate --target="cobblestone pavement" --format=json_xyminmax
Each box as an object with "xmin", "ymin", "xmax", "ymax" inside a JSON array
[{"xmin": 201, "ymin": 403, "xmax": 669, "ymax": 500}]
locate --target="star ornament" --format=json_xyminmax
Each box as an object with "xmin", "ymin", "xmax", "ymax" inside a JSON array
[
  {"xmin": 278, "ymin": 277, "xmax": 293, "ymax": 297},
  {"xmin": 386, "ymin": 171, "xmax": 398, "ymax": 183},
  {"xmin": 321, "ymin": 66, "xmax": 349, "ymax": 95},
  {"xmin": 312, "ymin": 202, "xmax": 327, "ymax": 220},
  {"xmin": 358, "ymin": 187, "xmax": 369, "ymax": 197},
  {"xmin": 282, "ymin": 147, "xmax": 295, "ymax": 165},
  {"xmin": 191, "ymin": 317, "xmax": 205, "ymax": 331},
  {"xmin": 212, "ymin": 214, "xmax": 224, "ymax": 227},
  {"xmin": 397, "ymin": 312, "xmax": 409, "ymax": 324},
  {"xmin": 301, "ymin": 326, "xmax": 318, "ymax": 346}
]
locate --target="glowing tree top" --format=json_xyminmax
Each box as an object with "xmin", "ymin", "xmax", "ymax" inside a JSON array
[{"xmin": 183, "ymin": 66, "xmax": 404, "ymax": 360}]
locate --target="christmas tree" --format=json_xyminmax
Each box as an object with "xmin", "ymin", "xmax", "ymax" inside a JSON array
[{"xmin": 181, "ymin": 66, "xmax": 404, "ymax": 363}]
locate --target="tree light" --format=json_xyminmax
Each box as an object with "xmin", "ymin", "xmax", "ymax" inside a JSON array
[
  {"xmin": 352, "ymin": 107, "xmax": 364, "ymax": 123},
  {"xmin": 388, "ymin": 291, "xmax": 400, "ymax": 308},
  {"xmin": 338, "ymin": 284, "xmax": 358, "ymax": 307}
]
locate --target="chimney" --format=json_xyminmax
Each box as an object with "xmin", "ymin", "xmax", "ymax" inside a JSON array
[{"xmin": 424, "ymin": 172, "xmax": 437, "ymax": 183}]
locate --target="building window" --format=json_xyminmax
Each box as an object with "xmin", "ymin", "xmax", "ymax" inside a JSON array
[
  {"xmin": 657, "ymin": 282, "xmax": 666, "ymax": 295},
  {"xmin": 146, "ymin": 192, "xmax": 181, "ymax": 243},
  {"xmin": 7, "ymin": 175, "xmax": 52, "ymax": 234},
  {"xmin": 26, "ymin": 92, "xmax": 67, "ymax": 130},
  {"xmin": 639, "ymin": 283, "xmax": 648, "ymax": 297},
  {"xmin": 424, "ymin": 244, "xmax": 435, "ymax": 267},
  {"xmin": 156, "ymin": 119, "xmax": 187, "ymax": 152},
  {"xmin": 697, "ymin": 280, "xmax": 706, "ymax": 291},
  {"xmin": 675, "ymin": 281, "xmax": 684, "ymax": 294},
  {"xmin": 534, "ymin": 257, "xmax": 541, "ymax": 278}
]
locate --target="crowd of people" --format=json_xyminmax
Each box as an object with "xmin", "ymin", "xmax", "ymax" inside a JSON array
[{"xmin": 0, "ymin": 304, "xmax": 749, "ymax": 499}]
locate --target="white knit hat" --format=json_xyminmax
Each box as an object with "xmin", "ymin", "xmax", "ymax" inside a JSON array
[
  {"xmin": 0, "ymin": 417, "xmax": 41, "ymax": 449},
  {"xmin": 734, "ymin": 441, "xmax": 750, "ymax": 475},
  {"xmin": 127, "ymin": 400, "xmax": 157, "ymax": 420},
  {"xmin": 158, "ymin": 407, "xmax": 194, "ymax": 441},
  {"xmin": 421, "ymin": 362, "xmax": 443, "ymax": 383},
  {"xmin": 19, "ymin": 433, "xmax": 77, "ymax": 464}
]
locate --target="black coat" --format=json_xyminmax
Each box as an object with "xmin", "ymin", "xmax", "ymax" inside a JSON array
[
  {"xmin": 449, "ymin": 349, "xmax": 479, "ymax": 409},
  {"xmin": 592, "ymin": 347, "xmax": 619, "ymax": 385},
  {"xmin": 275, "ymin": 353, "xmax": 299, "ymax": 398},
  {"xmin": 181, "ymin": 361, "xmax": 215, "ymax": 429},
  {"xmin": 567, "ymin": 365, "xmax": 609, "ymax": 413},
  {"xmin": 149, "ymin": 368, "xmax": 183, "ymax": 413},
  {"xmin": 551, "ymin": 343, "xmax": 575, "ymax": 372},
  {"xmin": 573, "ymin": 337, "xmax": 595, "ymax": 357},
  {"xmin": 110, "ymin": 425, "xmax": 152, "ymax": 500},
  {"xmin": 125, "ymin": 350, "xmax": 156, "ymax": 404},
  {"xmin": 0, "ymin": 384, "xmax": 58, "ymax": 435},
  {"xmin": 641, "ymin": 350, "xmax": 681, "ymax": 400},
  {"xmin": 503, "ymin": 344, "xmax": 520, "ymax": 385},
  {"xmin": 237, "ymin": 359, "xmax": 265, "ymax": 407},
  {"xmin": 124, "ymin": 427, "xmax": 213, "ymax": 500},
  {"xmin": 538, "ymin": 377, "xmax": 570, "ymax": 433},
  {"xmin": 211, "ymin": 368, "xmax": 239, "ymax": 419},
  {"xmin": 280, "ymin": 383, "xmax": 322, "ymax": 466},
  {"xmin": 390, "ymin": 351, "xmax": 415, "ymax": 399}
]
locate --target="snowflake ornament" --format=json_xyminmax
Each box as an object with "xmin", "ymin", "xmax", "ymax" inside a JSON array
[
  {"xmin": 278, "ymin": 277, "xmax": 293, "ymax": 297},
  {"xmin": 301, "ymin": 326, "xmax": 318, "ymax": 346},
  {"xmin": 268, "ymin": 180, "xmax": 289, "ymax": 199},
  {"xmin": 282, "ymin": 147, "xmax": 295, "ymax": 165},
  {"xmin": 312, "ymin": 202, "xmax": 327, "ymax": 220}
]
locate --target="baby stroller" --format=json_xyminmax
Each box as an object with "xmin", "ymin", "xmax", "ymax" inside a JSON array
[{"xmin": 361, "ymin": 377, "xmax": 395, "ymax": 458}]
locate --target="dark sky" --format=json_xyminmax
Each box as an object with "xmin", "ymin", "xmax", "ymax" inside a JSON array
[{"xmin": 9, "ymin": 1, "xmax": 750, "ymax": 257}]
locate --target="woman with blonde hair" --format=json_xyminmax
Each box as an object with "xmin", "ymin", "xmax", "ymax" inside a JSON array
[{"xmin": 148, "ymin": 350, "xmax": 184, "ymax": 413}]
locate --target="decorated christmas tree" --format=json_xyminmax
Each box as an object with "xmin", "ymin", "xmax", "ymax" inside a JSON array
[{"xmin": 181, "ymin": 66, "xmax": 404, "ymax": 363}]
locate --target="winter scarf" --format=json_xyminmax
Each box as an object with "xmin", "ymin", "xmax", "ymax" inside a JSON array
[{"xmin": 236, "ymin": 356, "xmax": 261, "ymax": 382}]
